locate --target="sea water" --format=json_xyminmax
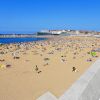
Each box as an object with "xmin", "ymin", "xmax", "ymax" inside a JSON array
[{"xmin": 0, "ymin": 37, "xmax": 46, "ymax": 44}]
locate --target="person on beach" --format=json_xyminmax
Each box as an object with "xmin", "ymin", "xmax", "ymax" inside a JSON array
[{"xmin": 72, "ymin": 67, "xmax": 77, "ymax": 72}]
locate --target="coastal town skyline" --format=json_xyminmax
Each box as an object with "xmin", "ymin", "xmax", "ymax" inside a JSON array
[
  {"xmin": 0, "ymin": 0, "xmax": 100, "ymax": 33},
  {"xmin": 1, "ymin": 0, "xmax": 100, "ymax": 99}
]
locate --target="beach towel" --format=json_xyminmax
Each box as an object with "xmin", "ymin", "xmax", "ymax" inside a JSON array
[
  {"xmin": 91, "ymin": 51, "xmax": 96, "ymax": 57},
  {"xmin": 0, "ymin": 64, "xmax": 5, "ymax": 69}
]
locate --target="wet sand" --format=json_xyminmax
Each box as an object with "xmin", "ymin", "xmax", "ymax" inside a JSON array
[{"xmin": 0, "ymin": 36, "xmax": 100, "ymax": 100}]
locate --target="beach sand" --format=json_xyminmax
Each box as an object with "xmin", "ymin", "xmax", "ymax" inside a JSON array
[{"xmin": 0, "ymin": 36, "xmax": 100, "ymax": 100}]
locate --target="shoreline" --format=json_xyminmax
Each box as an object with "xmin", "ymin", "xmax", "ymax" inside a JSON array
[{"xmin": 0, "ymin": 36, "xmax": 100, "ymax": 100}]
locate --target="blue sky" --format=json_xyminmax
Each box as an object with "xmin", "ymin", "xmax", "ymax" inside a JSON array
[{"xmin": 0, "ymin": 0, "xmax": 100, "ymax": 33}]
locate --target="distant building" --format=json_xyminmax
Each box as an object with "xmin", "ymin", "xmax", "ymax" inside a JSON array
[
  {"xmin": 37, "ymin": 30, "xmax": 67, "ymax": 35},
  {"xmin": 37, "ymin": 30, "xmax": 52, "ymax": 35},
  {"xmin": 37, "ymin": 29, "xmax": 100, "ymax": 36}
]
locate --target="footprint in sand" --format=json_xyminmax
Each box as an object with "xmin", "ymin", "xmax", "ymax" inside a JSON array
[
  {"xmin": 43, "ymin": 63, "xmax": 49, "ymax": 66},
  {"xmin": 44, "ymin": 58, "xmax": 50, "ymax": 61}
]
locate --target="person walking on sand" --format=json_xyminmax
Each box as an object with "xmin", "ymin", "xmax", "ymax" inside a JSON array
[
  {"xmin": 72, "ymin": 67, "xmax": 77, "ymax": 72},
  {"xmin": 12, "ymin": 52, "xmax": 16, "ymax": 59}
]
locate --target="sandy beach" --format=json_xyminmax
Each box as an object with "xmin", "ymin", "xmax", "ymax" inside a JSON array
[{"xmin": 0, "ymin": 36, "xmax": 100, "ymax": 100}]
